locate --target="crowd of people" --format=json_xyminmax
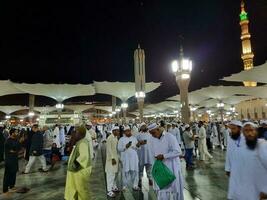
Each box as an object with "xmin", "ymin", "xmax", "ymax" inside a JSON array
[
  {"xmin": 103, "ymin": 119, "xmax": 267, "ymax": 200},
  {"xmin": 0, "ymin": 118, "xmax": 267, "ymax": 200},
  {"xmin": 0, "ymin": 122, "xmax": 99, "ymax": 197}
]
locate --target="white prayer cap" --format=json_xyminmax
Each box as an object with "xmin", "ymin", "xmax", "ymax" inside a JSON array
[
  {"xmin": 166, "ymin": 122, "xmax": 172, "ymax": 126},
  {"xmin": 147, "ymin": 123, "xmax": 159, "ymax": 131},
  {"xmin": 171, "ymin": 122, "xmax": 177, "ymax": 125},
  {"xmin": 86, "ymin": 121, "xmax": 93, "ymax": 126},
  {"xmin": 260, "ymin": 120, "xmax": 267, "ymax": 125},
  {"xmin": 228, "ymin": 120, "xmax": 242, "ymax": 127},
  {"xmin": 242, "ymin": 119, "xmax": 249, "ymax": 123},
  {"xmin": 243, "ymin": 122, "xmax": 258, "ymax": 128},
  {"xmin": 123, "ymin": 125, "xmax": 131, "ymax": 131},
  {"xmin": 184, "ymin": 124, "xmax": 190, "ymax": 129},
  {"xmin": 112, "ymin": 126, "xmax": 119, "ymax": 131},
  {"xmin": 140, "ymin": 122, "xmax": 146, "ymax": 127}
]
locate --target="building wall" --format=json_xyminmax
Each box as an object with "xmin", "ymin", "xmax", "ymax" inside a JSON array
[{"xmin": 236, "ymin": 99, "xmax": 267, "ymax": 120}]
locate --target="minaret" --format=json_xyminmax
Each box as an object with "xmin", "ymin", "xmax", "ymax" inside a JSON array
[{"xmin": 239, "ymin": 0, "xmax": 256, "ymax": 86}]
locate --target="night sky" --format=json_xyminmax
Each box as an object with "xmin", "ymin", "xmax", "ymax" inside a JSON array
[{"xmin": 1, "ymin": 0, "xmax": 267, "ymax": 104}]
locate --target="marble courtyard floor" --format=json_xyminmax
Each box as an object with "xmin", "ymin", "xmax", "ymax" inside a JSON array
[{"xmin": 0, "ymin": 147, "xmax": 228, "ymax": 200}]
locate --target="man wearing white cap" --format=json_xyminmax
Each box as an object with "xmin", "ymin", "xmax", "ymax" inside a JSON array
[
  {"xmin": 105, "ymin": 126, "xmax": 120, "ymax": 197},
  {"xmin": 198, "ymin": 121, "xmax": 213, "ymax": 161},
  {"xmin": 225, "ymin": 120, "xmax": 245, "ymax": 199},
  {"xmin": 169, "ymin": 122, "xmax": 182, "ymax": 147},
  {"xmin": 117, "ymin": 125, "xmax": 141, "ymax": 190},
  {"xmin": 225, "ymin": 120, "xmax": 244, "ymax": 175},
  {"xmin": 136, "ymin": 122, "xmax": 153, "ymax": 186},
  {"xmin": 226, "ymin": 122, "xmax": 267, "ymax": 200},
  {"xmin": 148, "ymin": 123, "xmax": 184, "ymax": 200},
  {"xmin": 85, "ymin": 122, "xmax": 95, "ymax": 160},
  {"xmin": 183, "ymin": 124, "xmax": 195, "ymax": 170}
]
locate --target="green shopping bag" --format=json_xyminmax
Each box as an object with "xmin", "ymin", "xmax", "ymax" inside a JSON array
[{"xmin": 152, "ymin": 160, "xmax": 176, "ymax": 189}]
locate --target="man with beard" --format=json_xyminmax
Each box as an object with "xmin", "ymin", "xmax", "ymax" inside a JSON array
[
  {"xmin": 225, "ymin": 120, "xmax": 244, "ymax": 178},
  {"xmin": 226, "ymin": 122, "xmax": 267, "ymax": 200},
  {"xmin": 148, "ymin": 123, "xmax": 184, "ymax": 200}
]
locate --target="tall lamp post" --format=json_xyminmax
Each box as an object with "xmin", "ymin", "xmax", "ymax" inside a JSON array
[
  {"xmin": 217, "ymin": 102, "xmax": 225, "ymax": 122},
  {"xmin": 121, "ymin": 102, "xmax": 128, "ymax": 124},
  {"xmin": 134, "ymin": 44, "xmax": 146, "ymax": 122},
  {"xmin": 172, "ymin": 47, "xmax": 192, "ymax": 124}
]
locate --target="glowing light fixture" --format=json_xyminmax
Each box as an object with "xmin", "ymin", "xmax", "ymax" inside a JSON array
[
  {"xmin": 121, "ymin": 103, "xmax": 128, "ymax": 109},
  {"xmin": 135, "ymin": 91, "xmax": 146, "ymax": 98},
  {"xmin": 216, "ymin": 103, "xmax": 225, "ymax": 108},
  {"xmin": 56, "ymin": 103, "xmax": 64, "ymax": 109},
  {"xmin": 28, "ymin": 111, "xmax": 35, "ymax": 117}
]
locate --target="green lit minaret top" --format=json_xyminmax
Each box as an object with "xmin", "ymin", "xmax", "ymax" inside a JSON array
[{"xmin": 240, "ymin": 0, "xmax": 248, "ymax": 21}]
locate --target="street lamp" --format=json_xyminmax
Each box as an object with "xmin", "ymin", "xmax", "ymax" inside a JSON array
[
  {"xmin": 121, "ymin": 102, "xmax": 128, "ymax": 109},
  {"xmin": 216, "ymin": 102, "xmax": 225, "ymax": 122},
  {"xmin": 121, "ymin": 102, "xmax": 128, "ymax": 123},
  {"xmin": 28, "ymin": 111, "xmax": 35, "ymax": 117},
  {"xmin": 134, "ymin": 45, "xmax": 146, "ymax": 122},
  {"xmin": 229, "ymin": 106, "xmax": 236, "ymax": 119},
  {"xmin": 190, "ymin": 106, "xmax": 197, "ymax": 122},
  {"xmin": 172, "ymin": 46, "xmax": 192, "ymax": 123},
  {"xmin": 55, "ymin": 103, "xmax": 64, "ymax": 109}
]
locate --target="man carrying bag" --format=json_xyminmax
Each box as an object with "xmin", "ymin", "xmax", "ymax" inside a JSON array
[{"xmin": 148, "ymin": 123, "xmax": 184, "ymax": 200}]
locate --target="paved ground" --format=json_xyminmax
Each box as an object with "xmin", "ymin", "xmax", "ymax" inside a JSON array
[{"xmin": 0, "ymin": 146, "xmax": 228, "ymax": 200}]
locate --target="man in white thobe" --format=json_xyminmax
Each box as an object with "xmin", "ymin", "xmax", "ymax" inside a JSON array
[
  {"xmin": 53, "ymin": 124, "xmax": 61, "ymax": 148},
  {"xmin": 225, "ymin": 120, "xmax": 244, "ymax": 177},
  {"xmin": 85, "ymin": 122, "xmax": 95, "ymax": 160},
  {"xmin": 118, "ymin": 125, "xmax": 140, "ymax": 190},
  {"xmin": 169, "ymin": 123, "xmax": 181, "ymax": 147},
  {"xmin": 59, "ymin": 125, "xmax": 66, "ymax": 155},
  {"xmin": 148, "ymin": 123, "xmax": 184, "ymax": 200},
  {"xmin": 198, "ymin": 121, "xmax": 212, "ymax": 161},
  {"xmin": 211, "ymin": 122, "xmax": 219, "ymax": 148},
  {"xmin": 222, "ymin": 124, "xmax": 230, "ymax": 149},
  {"xmin": 105, "ymin": 126, "xmax": 120, "ymax": 198},
  {"xmin": 226, "ymin": 122, "xmax": 267, "ymax": 200},
  {"xmin": 136, "ymin": 123, "xmax": 153, "ymax": 186}
]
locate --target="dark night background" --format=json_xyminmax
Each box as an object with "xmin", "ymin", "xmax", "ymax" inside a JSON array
[{"xmin": 0, "ymin": 0, "xmax": 267, "ymax": 105}]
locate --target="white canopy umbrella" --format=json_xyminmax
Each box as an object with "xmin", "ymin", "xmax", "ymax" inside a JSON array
[
  {"xmin": 221, "ymin": 95, "xmax": 255, "ymax": 105},
  {"xmin": 0, "ymin": 80, "xmax": 25, "ymax": 97},
  {"xmin": 93, "ymin": 81, "xmax": 161, "ymax": 101},
  {"xmin": 34, "ymin": 106, "xmax": 56, "ymax": 114},
  {"xmin": 196, "ymin": 86, "xmax": 249, "ymax": 100},
  {"xmin": 0, "ymin": 106, "xmax": 28, "ymax": 115},
  {"xmin": 222, "ymin": 62, "xmax": 267, "ymax": 83},
  {"xmin": 235, "ymin": 86, "xmax": 267, "ymax": 99},
  {"xmin": 13, "ymin": 83, "xmax": 95, "ymax": 102},
  {"xmin": 94, "ymin": 106, "xmax": 112, "ymax": 113},
  {"xmin": 167, "ymin": 90, "xmax": 209, "ymax": 106},
  {"xmin": 65, "ymin": 105, "xmax": 94, "ymax": 113}
]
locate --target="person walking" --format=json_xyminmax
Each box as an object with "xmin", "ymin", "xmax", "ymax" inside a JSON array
[
  {"xmin": 183, "ymin": 124, "xmax": 195, "ymax": 170},
  {"xmin": 65, "ymin": 126, "xmax": 92, "ymax": 200},
  {"xmin": 24, "ymin": 124, "xmax": 48, "ymax": 174},
  {"xmin": 3, "ymin": 129, "xmax": 21, "ymax": 195}
]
